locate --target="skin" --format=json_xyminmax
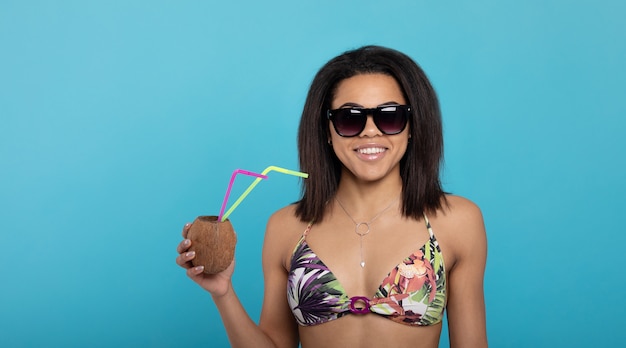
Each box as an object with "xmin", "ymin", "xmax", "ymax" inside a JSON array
[{"xmin": 176, "ymin": 73, "xmax": 488, "ymax": 348}]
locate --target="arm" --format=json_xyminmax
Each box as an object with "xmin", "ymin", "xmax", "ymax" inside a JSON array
[
  {"xmin": 258, "ymin": 209, "xmax": 300, "ymax": 347},
  {"xmin": 176, "ymin": 212, "xmax": 298, "ymax": 348},
  {"xmin": 445, "ymin": 198, "xmax": 488, "ymax": 348}
]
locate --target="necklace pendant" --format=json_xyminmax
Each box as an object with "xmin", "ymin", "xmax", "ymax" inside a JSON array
[{"xmin": 334, "ymin": 196, "xmax": 400, "ymax": 272}]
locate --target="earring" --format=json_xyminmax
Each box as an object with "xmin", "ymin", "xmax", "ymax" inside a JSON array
[{"xmin": 328, "ymin": 139, "xmax": 332, "ymax": 145}]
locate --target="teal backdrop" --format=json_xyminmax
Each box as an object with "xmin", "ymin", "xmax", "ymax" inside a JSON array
[{"xmin": 1, "ymin": 1, "xmax": 625, "ymax": 347}]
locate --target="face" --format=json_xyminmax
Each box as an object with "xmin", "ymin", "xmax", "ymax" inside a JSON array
[{"xmin": 329, "ymin": 73, "xmax": 410, "ymax": 183}]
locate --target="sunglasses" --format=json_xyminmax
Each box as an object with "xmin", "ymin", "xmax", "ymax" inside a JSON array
[{"xmin": 327, "ymin": 105, "xmax": 411, "ymax": 137}]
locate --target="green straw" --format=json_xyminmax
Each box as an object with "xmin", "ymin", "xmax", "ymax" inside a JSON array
[{"xmin": 220, "ymin": 166, "xmax": 308, "ymax": 221}]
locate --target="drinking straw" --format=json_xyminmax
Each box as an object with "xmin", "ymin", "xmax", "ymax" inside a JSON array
[
  {"xmin": 220, "ymin": 166, "xmax": 309, "ymax": 222},
  {"xmin": 217, "ymin": 169, "xmax": 268, "ymax": 222}
]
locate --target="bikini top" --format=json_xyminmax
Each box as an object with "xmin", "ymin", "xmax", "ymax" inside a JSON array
[{"xmin": 287, "ymin": 215, "xmax": 446, "ymax": 327}]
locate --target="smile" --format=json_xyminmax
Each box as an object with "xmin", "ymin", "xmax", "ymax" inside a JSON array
[{"xmin": 356, "ymin": 147, "xmax": 387, "ymax": 155}]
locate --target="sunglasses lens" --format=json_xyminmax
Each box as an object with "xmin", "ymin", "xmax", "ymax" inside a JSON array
[
  {"xmin": 329, "ymin": 106, "xmax": 409, "ymax": 137},
  {"xmin": 332, "ymin": 109, "xmax": 365, "ymax": 137},
  {"xmin": 375, "ymin": 106, "xmax": 408, "ymax": 135}
]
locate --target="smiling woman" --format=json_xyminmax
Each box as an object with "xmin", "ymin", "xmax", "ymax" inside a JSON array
[
  {"xmin": 327, "ymin": 74, "xmax": 410, "ymax": 184},
  {"xmin": 176, "ymin": 46, "xmax": 488, "ymax": 348}
]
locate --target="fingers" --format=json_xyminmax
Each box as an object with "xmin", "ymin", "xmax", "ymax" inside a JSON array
[
  {"xmin": 181, "ymin": 222, "xmax": 191, "ymax": 238},
  {"xmin": 176, "ymin": 247, "xmax": 195, "ymax": 268},
  {"xmin": 176, "ymin": 237, "xmax": 191, "ymax": 254},
  {"xmin": 176, "ymin": 222, "xmax": 195, "ymax": 269},
  {"xmin": 177, "ymin": 222, "xmax": 193, "ymax": 254},
  {"xmin": 187, "ymin": 265, "xmax": 205, "ymax": 277}
]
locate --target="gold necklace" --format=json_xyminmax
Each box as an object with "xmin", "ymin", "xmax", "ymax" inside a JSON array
[{"xmin": 335, "ymin": 196, "xmax": 400, "ymax": 268}]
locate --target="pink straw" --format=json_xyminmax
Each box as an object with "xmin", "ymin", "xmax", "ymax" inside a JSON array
[{"xmin": 217, "ymin": 169, "xmax": 268, "ymax": 222}]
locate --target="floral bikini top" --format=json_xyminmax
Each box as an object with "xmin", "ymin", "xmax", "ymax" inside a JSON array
[{"xmin": 287, "ymin": 215, "xmax": 446, "ymax": 327}]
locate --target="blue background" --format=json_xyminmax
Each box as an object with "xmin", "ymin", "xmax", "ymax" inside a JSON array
[{"xmin": 1, "ymin": 1, "xmax": 624, "ymax": 347}]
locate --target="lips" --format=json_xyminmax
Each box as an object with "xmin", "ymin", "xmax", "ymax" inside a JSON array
[{"xmin": 356, "ymin": 146, "xmax": 387, "ymax": 155}]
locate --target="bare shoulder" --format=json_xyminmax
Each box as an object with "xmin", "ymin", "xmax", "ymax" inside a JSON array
[
  {"xmin": 434, "ymin": 195, "xmax": 487, "ymax": 265},
  {"xmin": 441, "ymin": 195, "xmax": 484, "ymax": 229},
  {"xmin": 266, "ymin": 204, "xmax": 308, "ymax": 235},
  {"xmin": 263, "ymin": 204, "xmax": 309, "ymax": 269}
]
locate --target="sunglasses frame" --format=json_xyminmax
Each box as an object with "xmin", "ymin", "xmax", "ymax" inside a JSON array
[{"xmin": 327, "ymin": 105, "xmax": 411, "ymax": 137}]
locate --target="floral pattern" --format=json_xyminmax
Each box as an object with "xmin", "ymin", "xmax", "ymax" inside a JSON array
[{"xmin": 287, "ymin": 218, "xmax": 446, "ymax": 327}]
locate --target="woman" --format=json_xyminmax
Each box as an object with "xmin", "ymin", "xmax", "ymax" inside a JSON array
[{"xmin": 176, "ymin": 46, "xmax": 488, "ymax": 347}]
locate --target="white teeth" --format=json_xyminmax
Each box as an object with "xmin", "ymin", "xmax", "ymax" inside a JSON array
[{"xmin": 357, "ymin": 147, "xmax": 385, "ymax": 155}]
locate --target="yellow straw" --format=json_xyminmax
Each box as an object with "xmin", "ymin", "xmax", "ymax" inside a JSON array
[{"xmin": 220, "ymin": 166, "xmax": 309, "ymax": 221}]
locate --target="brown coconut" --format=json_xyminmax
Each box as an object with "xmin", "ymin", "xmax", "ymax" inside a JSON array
[{"xmin": 187, "ymin": 216, "xmax": 237, "ymax": 274}]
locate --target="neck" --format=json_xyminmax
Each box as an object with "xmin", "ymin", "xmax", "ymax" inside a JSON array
[{"xmin": 335, "ymin": 172, "xmax": 403, "ymax": 218}]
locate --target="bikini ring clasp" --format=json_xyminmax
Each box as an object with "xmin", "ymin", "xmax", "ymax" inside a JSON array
[{"xmin": 349, "ymin": 296, "xmax": 371, "ymax": 315}]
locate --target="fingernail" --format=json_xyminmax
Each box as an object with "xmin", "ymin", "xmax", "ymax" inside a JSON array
[
  {"xmin": 183, "ymin": 239, "xmax": 190, "ymax": 246},
  {"xmin": 195, "ymin": 266, "xmax": 204, "ymax": 272},
  {"xmin": 186, "ymin": 251, "xmax": 195, "ymax": 258},
  {"xmin": 184, "ymin": 223, "xmax": 191, "ymax": 228}
]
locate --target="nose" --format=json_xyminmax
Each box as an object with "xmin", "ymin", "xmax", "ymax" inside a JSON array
[{"xmin": 360, "ymin": 113, "xmax": 381, "ymax": 137}]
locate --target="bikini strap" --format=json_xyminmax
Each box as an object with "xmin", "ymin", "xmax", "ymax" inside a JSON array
[
  {"xmin": 291, "ymin": 221, "xmax": 314, "ymax": 257},
  {"xmin": 303, "ymin": 221, "xmax": 314, "ymax": 237},
  {"xmin": 423, "ymin": 213, "xmax": 435, "ymax": 239}
]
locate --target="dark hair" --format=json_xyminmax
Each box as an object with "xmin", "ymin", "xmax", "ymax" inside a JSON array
[{"xmin": 295, "ymin": 45, "xmax": 446, "ymax": 222}]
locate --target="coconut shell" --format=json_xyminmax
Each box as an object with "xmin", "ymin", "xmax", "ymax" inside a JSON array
[{"xmin": 187, "ymin": 216, "xmax": 237, "ymax": 274}]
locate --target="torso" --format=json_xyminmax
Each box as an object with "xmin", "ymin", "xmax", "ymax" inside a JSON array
[
  {"xmin": 273, "ymin": 196, "xmax": 470, "ymax": 348},
  {"xmin": 288, "ymin": 215, "xmax": 446, "ymax": 327}
]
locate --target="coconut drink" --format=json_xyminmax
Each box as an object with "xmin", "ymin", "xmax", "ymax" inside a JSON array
[
  {"xmin": 189, "ymin": 166, "xmax": 308, "ymax": 274},
  {"xmin": 187, "ymin": 216, "xmax": 236, "ymax": 274}
]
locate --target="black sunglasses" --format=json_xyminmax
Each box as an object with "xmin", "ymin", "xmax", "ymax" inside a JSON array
[{"xmin": 327, "ymin": 105, "xmax": 411, "ymax": 137}]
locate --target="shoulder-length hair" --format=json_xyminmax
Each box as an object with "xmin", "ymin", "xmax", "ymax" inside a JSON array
[{"xmin": 295, "ymin": 45, "xmax": 446, "ymax": 222}]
